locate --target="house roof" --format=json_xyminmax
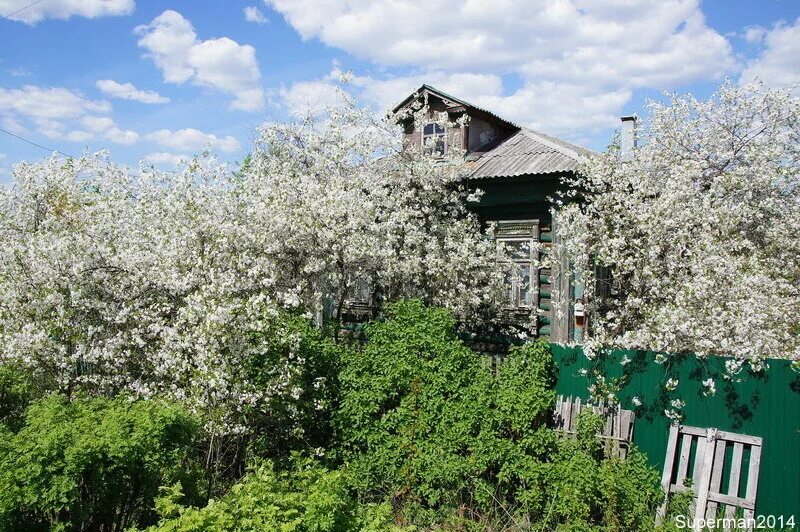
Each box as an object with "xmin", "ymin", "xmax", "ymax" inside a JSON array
[
  {"xmin": 392, "ymin": 84, "xmax": 594, "ymax": 179},
  {"xmin": 390, "ymin": 84, "xmax": 518, "ymax": 131},
  {"xmin": 464, "ymin": 128, "xmax": 593, "ymax": 179}
]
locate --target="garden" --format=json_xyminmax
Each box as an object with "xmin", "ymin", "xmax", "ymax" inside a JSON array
[{"xmin": 0, "ymin": 82, "xmax": 798, "ymax": 531}]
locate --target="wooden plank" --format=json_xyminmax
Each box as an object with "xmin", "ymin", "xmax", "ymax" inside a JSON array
[
  {"xmin": 564, "ymin": 396, "xmax": 573, "ymax": 432},
  {"xmin": 675, "ymin": 433, "xmax": 693, "ymax": 488},
  {"xmin": 742, "ymin": 444, "xmax": 762, "ymax": 530},
  {"xmin": 706, "ymin": 491, "xmax": 755, "ymax": 511},
  {"xmin": 680, "ymin": 425, "xmax": 709, "ymax": 437},
  {"xmin": 693, "ymin": 436, "xmax": 707, "ymax": 485},
  {"xmin": 657, "ymin": 424, "xmax": 680, "ymax": 523},
  {"xmin": 724, "ymin": 442, "xmax": 744, "ymax": 528},
  {"xmin": 705, "ymin": 440, "xmax": 727, "ymax": 520},
  {"xmin": 716, "ymin": 430, "xmax": 763, "ymax": 447},
  {"xmin": 692, "ymin": 431, "xmax": 717, "ymax": 531},
  {"xmin": 555, "ymin": 395, "xmax": 563, "ymax": 428},
  {"xmin": 572, "ymin": 397, "xmax": 580, "ymax": 431}
]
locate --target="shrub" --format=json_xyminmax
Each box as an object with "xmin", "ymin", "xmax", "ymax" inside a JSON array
[
  {"xmin": 0, "ymin": 364, "xmax": 35, "ymax": 432},
  {"xmin": 335, "ymin": 300, "xmax": 557, "ymax": 518},
  {"xmin": 241, "ymin": 313, "xmax": 343, "ymax": 463},
  {"xmin": 542, "ymin": 411, "xmax": 664, "ymax": 531},
  {"xmin": 144, "ymin": 458, "xmax": 408, "ymax": 532},
  {"xmin": 0, "ymin": 396, "xmax": 204, "ymax": 532}
]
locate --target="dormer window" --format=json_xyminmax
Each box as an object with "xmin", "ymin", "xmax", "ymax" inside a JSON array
[{"xmin": 422, "ymin": 122, "xmax": 445, "ymax": 156}]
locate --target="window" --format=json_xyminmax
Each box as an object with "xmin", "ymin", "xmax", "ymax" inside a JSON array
[
  {"xmin": 495, "ymin": 220, "xmax": 539, "ymax": 308},
  {"xmin": 422, "ymin": 122, "xmax": 446, "ymax": 156}
]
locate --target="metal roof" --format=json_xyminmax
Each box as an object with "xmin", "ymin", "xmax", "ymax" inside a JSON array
[
  {"xmin": 389, "ymin": 84, "xmax": 594, "ymax": 179},
  {"xmin": 464, "ymin": 128, "xmax": 594, "ymax": 179}
]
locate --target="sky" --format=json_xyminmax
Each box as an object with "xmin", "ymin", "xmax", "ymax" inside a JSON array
[{"xmin": 0, "ymin": 0, "xmax": 798, "ymax": 181}]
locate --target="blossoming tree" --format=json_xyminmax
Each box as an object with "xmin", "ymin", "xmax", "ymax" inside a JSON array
[
  {"xmin": 557, "ymin": 81, "xmax": 800, "ymax": 375},
  {"xmin": 0, "ymin": 91, "xmax": 503, "ymax": 435}
]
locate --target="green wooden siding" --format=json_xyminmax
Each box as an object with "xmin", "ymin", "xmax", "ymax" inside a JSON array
[{"xmin": 551, "ymin": 344, "xmax": 800, "ymax": 519}]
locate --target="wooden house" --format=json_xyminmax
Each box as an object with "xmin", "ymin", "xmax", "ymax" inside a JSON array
[{"xmin": 391, "ymin": 85, "xmax": 594, "ymax": 344}]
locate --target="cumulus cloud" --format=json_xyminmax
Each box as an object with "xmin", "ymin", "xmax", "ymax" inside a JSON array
[
  {"xmin": 244, "ymin": 6, "xmax": 268, "ymax": 24},
  {"xmin": 741, "ymin": 18, "xmax": 800, "ymax": 88},
  {"xmin": 78, "ymin": 116, "xmax": 139, "ymax": 145},
  {"xmin": 136, "ymin": 10, "xmax": 264, "ymax": 111},
  {"xmin": 743, "ymin": 25, "xmax": 767, "ymax": 44},
  {"xmin": 96, "ymin": 79, "xmax": 170, "ymax": 104},
  {"xmin": 146, "ymin": 128, "xmax": 241, "ymax": 153},
  {"xmin": 269, "ymin": 0, "xmax": 736, "ymax": 138},
  {"xmin": 0, "ymin": 85, "xmax": 110, "ymax": 119},
  {"xmin": 80, "ymin": 116, "xmax": 116, "ymax": 133},
  {"xmin": 143, "ymin": 152, "xmax": 189, "ymax": 166},
  {"xmin": 0, "ymin": 0, "xmax": 134, "ymax": 24}
]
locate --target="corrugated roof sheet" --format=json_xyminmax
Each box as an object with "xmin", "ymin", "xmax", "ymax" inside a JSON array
[{"xmin": 464, "ymin": 128, "xmax": 594, "ymax": 179}]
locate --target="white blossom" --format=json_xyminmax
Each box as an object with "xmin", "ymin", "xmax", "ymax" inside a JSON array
[
  {"xmin": 556, "ymin": 81, "xmax": 800, "ymax": 364},
  {"xmin": 702, "ymin": 377, "xmax": 716, "ymax": 396},
  {"xmin": 0, "ymin": 91, "xmax": 505, "ymax": 434}
]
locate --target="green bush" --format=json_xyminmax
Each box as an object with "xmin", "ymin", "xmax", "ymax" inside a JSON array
[
  {"xmin": 335, "ymin": 300, "xmax": 557, "ymax": 519},
  {"xmin": 0, "ymin": 364, "xmax": 34, "ymax": 432},
  {"xmin": 544, "ymin": 411, "xmax": 663, "ymax": 531},
  {"xmin": 241, "ymin": 312, "xmax": 344, "ymax": 463},
  {"xmin": 0, "ymin": 396, "xmax": 204, "ymax": 532},
  {"xmin": 335, "ymin": 300, "xmax": 664, "ymax": 529},
  {"xmin": 144, "ymin": 458, "xmax": 409, "ymax": 532}
]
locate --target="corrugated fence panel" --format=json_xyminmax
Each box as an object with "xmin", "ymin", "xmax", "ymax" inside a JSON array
[{"xmin": 550, "ymin": 344, "xmax": 800, "ymax": 519}]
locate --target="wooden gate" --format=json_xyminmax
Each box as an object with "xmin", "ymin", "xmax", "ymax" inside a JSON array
[
  {"xmin": 657, "ymin": 424, "xmax": 763, "ymax": 531},
  {"xmin": 553, "ymin": 395, "xmax": 635, "ymax": 458}
]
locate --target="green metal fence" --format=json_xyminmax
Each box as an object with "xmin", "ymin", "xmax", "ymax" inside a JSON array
[{"xmin": 550, "ymin": 345, "xmax": 800, "ymax": 519}]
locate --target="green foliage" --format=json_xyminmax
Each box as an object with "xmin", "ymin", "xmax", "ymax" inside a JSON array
[
  {"xmin": 144, "ymin": 458, "xmax": 409, "ymax": 532},
  {"xmin": 0, "ymin": 364, "xmax": 34, "ymax": 432},
  {"xmin": 242, "ymin": 312, "xmax": 344, "ymax": 462},
  {"xmin": 336, "ymin": 300, "xmax": 557, "ymax": 516},
  {"xmin": 543, "ymin": 429, "xmax": 663, "ymax": 531},
  {"xmin": 0, "ymin": 396, "xmax": 204, "ymax": 532},
  {"xmin": 336, "ymin": 300, "xmax": 665, "ymax": 529}
]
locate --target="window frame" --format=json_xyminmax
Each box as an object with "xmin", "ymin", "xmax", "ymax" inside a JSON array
[
  {"xmin": 421, "ymin": 122, "xmax": 446, "ymax": 157},
  {"xmin": 495, "ymin": 219, "xmax": 540, "ymax": 309}
]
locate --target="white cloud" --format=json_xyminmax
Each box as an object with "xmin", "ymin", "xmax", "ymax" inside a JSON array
[
  {"xmin": 1, "ymin": 116, "xmax": 27, "ymax": 135},
  {"xmin": 96, "ymin": 79, "xmax": 170, "ymax": 104},
  {"xmin": 34, "ymin": 118, "xmax": 66, "ymax": 139},
  {"xmin": 741, "ymin": 18, "xmax": 800, "ymax": 88},
  {"xmin": 743, "ymin": 25, "xmax": 767, "ymax": 44},
  {"xmin": 285, "ymin": 68, "xmax": 628, "ymax": 138},
  {"xmin": 146, "ymin": 128, "xmax": 241, "ymax": 153},
  {"xmin": 80, "ymin": 116, "xmax": 116, "ymax": 133},
  {"xmin": 65, "ymin": 130, "xmax": 94, "ymax": 143},
  {"xmin": 269, "ymin": 0, "xmax": 736, "ymax": 139},
  {"xmin": 244, "ymin": 6, "xmax": 267, "ymax": 24},
  {"xmin": 78, "ymin": 116, "xmax": 139, "ymax": 145},
  {"xmin": 0, "ymin": 85, "xmax": 110, "ymax": 119},
  {"xmin": 136, "ymin": 10, "xmax": 264, "ymax": 111},
  {"xmin": 104, "ymin": 127, "xmax": 140, "ymax": 145},
  {"xmin": 0, "ymin": 0, "xmax": 134, "ymax": 24},
  {"xmin": 143, "ymin": 152, "xmax": 189, "ymax": 166}
]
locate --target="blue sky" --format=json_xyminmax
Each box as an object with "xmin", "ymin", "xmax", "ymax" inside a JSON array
[{"xmin": 0, "ymin": 0, "xmax": 798, "ymax": 181}]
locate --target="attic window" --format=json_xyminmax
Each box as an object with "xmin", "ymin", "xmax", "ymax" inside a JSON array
[{"xmin": 422, "ymin": 122, "xmax": 445, "ymax": 156}]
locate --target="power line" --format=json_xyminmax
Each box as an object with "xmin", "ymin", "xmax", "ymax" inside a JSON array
[
  {"xmin": 0, "ymin": 127, "xmax": 76, "ymax": 158},
  {"xmin": 1, "ymin": 0, "xmax": 47, "ymax": 22}
]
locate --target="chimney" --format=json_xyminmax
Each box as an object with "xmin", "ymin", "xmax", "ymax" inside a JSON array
[{"xmin": 619, "ymin": 115, "xmax": 637, "ymax": 159}]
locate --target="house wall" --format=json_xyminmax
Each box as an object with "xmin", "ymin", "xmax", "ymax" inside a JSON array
[
  {"xmin": 467, "ymin": 173, "xmax": 574, "ymax": 343},
  {"xmin": 467, "ymin": 117, "xmax": 505, "ymax": 151}
]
